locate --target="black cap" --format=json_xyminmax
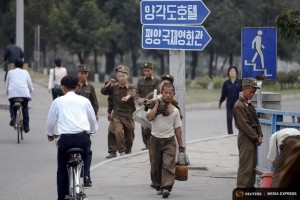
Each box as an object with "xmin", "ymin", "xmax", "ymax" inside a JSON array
[
  {"xmin": 161, "ymin": 74, "xmax": 174, "ymax": 84},
  {"xmin": 61, "ymin": 75, "xmax": 79, "ymax": 89}
]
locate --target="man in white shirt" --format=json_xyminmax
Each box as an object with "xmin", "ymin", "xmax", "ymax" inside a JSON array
[
  {"xmin": 6, "ymin": 58, "xmax": 33, "ymax": 133},
  {"xmin": 267, "ymin": 128, "xmax": 300, "ymax": 187},
  {"xmin": 45, "ymin": 75, "xmax": 98, "ymax": 200}
]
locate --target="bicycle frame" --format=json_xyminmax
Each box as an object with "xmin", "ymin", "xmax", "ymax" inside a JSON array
[
  {"xmin": 66, "ymin": 148, "xmax": 85, "ymax": 200},
  {"xmin": 13, "ymin": 100, "xmax": 23, "ymax": 143}
]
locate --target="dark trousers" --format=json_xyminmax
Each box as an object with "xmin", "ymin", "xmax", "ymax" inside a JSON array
[
  {"xmin": 141, "ymin": 126, "xmax": 152, "ymax": 148},
  {"xmin": 108, "ymin": 121, "xmax": 117, "ymax": 153},
  {"xmin": 9, "ymin": 97, "xmax": 29, "ymax": 131},
  {"xmin": 57, "ymin": 133, "xmax": 91, "ymax": 200},
  {"xmin": 114, "ymin": 117, "xmax": 135, "ymax": 154},
  {"xmin": 226, "ymin": 107, "xmax": 233, "ymax": 134}
]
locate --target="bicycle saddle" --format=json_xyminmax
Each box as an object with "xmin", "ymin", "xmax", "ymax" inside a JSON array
[{"xmin": 66, "ymin": 148, "xmax": 84, "ymax": 154}]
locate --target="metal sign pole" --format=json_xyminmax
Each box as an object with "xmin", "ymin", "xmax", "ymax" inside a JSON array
[
  {"xmin": 169, "ymin": 50, "xmax": 186, "ymax": 145},
  {"xmin": 257, "ymin": 80, "xmax": 263, "ymax": 108}
]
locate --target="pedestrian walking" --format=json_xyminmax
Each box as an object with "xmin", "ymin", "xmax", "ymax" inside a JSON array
[
  {"xmin": 219, "ymin": 66, "xmax": 242, "ymax": 134},
  {"xmin": 147, "ymin": 83, "xmax": 185, "ymax": 199},
  {"xmin": 101, "ymin": 64, "xmax": 136, "ymax": 155},
  {"xmin": 3, "ymin": 36, "xmax": 23, "ymax": 81},
  {"xmin": 233, "ymin": 77, "xmax": 263, "ymax": 188},
  {"xmin": 48, "ymin": 58, "xmax": 67, "ymax": 100},
  {"xmin": 45, "ymin": 75, "xmax": 98, "ymax": 200},
  {"xmin": 75, "ymin": 64, "xmax": 99, "ymax": 187},
  {"xmin": 136, "ymin": 62, "xmax": 160, "ymax": 150}
]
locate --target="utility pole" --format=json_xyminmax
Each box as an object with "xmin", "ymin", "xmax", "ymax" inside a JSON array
[{"xmin": 16, "ymin": 0, "xmax": 24, "ymax": 52}]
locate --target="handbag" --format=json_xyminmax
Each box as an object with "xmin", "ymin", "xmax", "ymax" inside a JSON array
[
  {"xmin": 175, "ymin": 151, "xmax": 190, "ymax": 181},
  {"xmin": 53, "ymin": 68, "xmax": 63, "ymax": 95}
]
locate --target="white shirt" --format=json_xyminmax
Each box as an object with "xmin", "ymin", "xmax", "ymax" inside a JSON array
[
  {"xmin": 6, "ymin": 68, "xmax": 33, "ymax": 99},
  {"xmin": 48, "ymin": 67, "xmax": 67, "ymax": 90},
  {"xmin": 151, "ymin": 107, "xmax": 182, "ymax": 138},
  {"xmin": 267, "ymin": 128, "xmax": 300, "ymax": 162},
  {"xmin": 45, "ymin": 91, "xmax": 98, "ymax": 136}
]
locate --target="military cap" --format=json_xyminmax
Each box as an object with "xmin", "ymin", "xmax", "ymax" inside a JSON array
[
  {"xmin": 78, "ymin": 64, "xmax": 90, "ymax": 72},
  {"xmin": 161, "ymin": 74, "xmax": 174, "ymax": 84},
  {"xmin": 242, "ymin": 77, "xmax": 260, "ymax": 89},
  {"xmin": 117, "ymin": 65, "xmax": 129, "ymax": 74},
  {"xmin": 143, "ymin": 62, "xmax": 153, "ymax": 69}
]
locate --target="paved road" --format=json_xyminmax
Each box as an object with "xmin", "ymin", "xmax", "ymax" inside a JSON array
[{"xmin": 0, "ymin": 69, "xmax": 299, "ymax": 200}]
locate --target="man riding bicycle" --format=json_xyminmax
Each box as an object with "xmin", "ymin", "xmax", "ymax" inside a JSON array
[
  {"xmin": 45, "ymin": 75, "xmax": 98, "ymax": 200},
  {"xmin": 5, "ymin": 58, "xmax": 33, "ymax": 133}
]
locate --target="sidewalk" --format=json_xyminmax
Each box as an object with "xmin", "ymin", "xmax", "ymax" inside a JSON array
[{"xmin": 87, "ymin": 135, "xmax": 238, "ymax": 200}]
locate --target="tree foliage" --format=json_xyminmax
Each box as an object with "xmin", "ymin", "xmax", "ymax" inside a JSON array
[{"xmin": 276, "ymin": 9, "xmax": 300, "ymax": 42}]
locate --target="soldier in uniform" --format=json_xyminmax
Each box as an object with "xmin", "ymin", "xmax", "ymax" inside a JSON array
[
  {"xmin": 101, "ymin": 65, "xmax": 136, "ymax": 155},
  {"xmin": 136, "ymin": 62, "xmax": 160, "ymax": 150},
  {"xmin": 233, "ymin": 77, "xmax": 263, "ymax": 188},
  {"xmin": 75, "ymin": 64, "xmax": 99, "ymax": 187}
]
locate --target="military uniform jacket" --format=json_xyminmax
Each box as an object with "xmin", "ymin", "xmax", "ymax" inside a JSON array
[
  {"xmin": 76, "ymin": 82, "xmax": 99, "ymax": 116},
  {"xmin": 136, "ymin": 76, "xmax": 160, "ymax": 98},
  {"xmin": 233, "ymin": 96, "xmax": 263, "ymax": 142},
  {"xmin": 101, "ymin": 83, "xmax": 136, "ymax": 119}
]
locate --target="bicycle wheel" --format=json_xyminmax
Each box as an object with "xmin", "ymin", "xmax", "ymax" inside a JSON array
[
  {"xmin": 19, "ymin": 108, "xmax": 23, "ymax": 140},
  {"xmin": 15, "ymin": 108, "xmax": 21, "ymax": 143}
]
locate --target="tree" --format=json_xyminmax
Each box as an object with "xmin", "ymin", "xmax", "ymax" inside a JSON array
[{"xmin": 276, "ymin": 9, "xmax": 300, "ymax": 42}]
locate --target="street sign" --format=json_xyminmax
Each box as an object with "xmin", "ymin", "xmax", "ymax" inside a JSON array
[
  {"xmin": 140, "ymin": 0, "xmax": 210, "ymax": 25},
  {"xmin": 142, "ymin": 25, "xmax": 211, "ymax": 51},
  {"xmin": 241, "ymin": 27, "xmax": 277, "ymax": 80}
]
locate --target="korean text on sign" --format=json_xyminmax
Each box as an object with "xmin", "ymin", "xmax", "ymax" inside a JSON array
[{"xmin": 142, "ymin": 25, "xmax": 211, "ymax": 51}]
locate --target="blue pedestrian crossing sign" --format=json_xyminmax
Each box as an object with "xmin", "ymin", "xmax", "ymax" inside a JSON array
[{"xmin": 241, "ymin": 27, "xmax": 277, "ymax": 80}]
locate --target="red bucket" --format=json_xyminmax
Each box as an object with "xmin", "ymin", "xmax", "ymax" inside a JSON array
[{"xmin": 259, "ymin": 172, "xmax": 273, "ymax": 188}]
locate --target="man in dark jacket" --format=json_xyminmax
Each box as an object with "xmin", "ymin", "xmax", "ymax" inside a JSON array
[{"xmin": 3, "ymin": 36, "xmax": 23, "ymax": 81}]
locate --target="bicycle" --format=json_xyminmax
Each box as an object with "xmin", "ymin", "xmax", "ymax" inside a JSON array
[
  {"xmin": 12, "ymin": 98, "xmax": 24, "ymax": 143},
  {"xmin": 49, "ymin": 135, "xmax": 87, "ymax": 200},
  {"xmin": 66, "ymin": 147, "xmax": 86, "ymax": 200}
]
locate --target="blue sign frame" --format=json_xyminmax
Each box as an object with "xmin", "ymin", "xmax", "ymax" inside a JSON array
[
  {"xmin": 241, "ymin": 27, "xmax": 277, "ymax": 80},
  {"xmin": 140, "ymin": 0, "xmax": 210, "ymax": 25},
  {"xmin": 142, "ymin": 25, "xmax": 211, "ymax": 51}
]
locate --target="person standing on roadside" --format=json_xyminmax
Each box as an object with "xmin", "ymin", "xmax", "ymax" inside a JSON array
[
  {"xmin": 101, "ymin": 65, "xmax": 136, "ymax": 155},
  {"xmin": 219, "ymin": 66, "xmax": 242, "ymax": 135},
  {"xmin": 233, "ymin": 77, "xmax": 263, "ymax": 188},
  {"xmin": 147, "ymin": 83, "xmax": 185, "ymax": 199},
  {"xmin": 48, "ymin": 58, "xmax": 67, "ymax": 100},
  {"xmin": 3, "ymin": 36, "xmax": 23, "ymax": 81},
  {"xmin": 136, "ymin": 62, "xmax": 160, "ymax": 150},
  {"xmin": 75, "ymin": 64, "xmax": 99, "ymax": 187}
]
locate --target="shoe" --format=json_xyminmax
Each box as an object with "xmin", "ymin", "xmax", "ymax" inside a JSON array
[
  {"xmin": 9, "ymin": 119, "xmax": 15, "ymax": 127},
  {"xmin": 141, "ymin": 147, "xmax": 148, "ymax": 150},
  {"xmin": 84, "ymin": 176, "xmax": 92, "ymax": 187},
  {"xmin": 150, "ymin": 183, "xmax": 156, "ymax": 189},
  {"xmin": 24, "ymin": 128, "xmax": 30, "ymax": 133},
  {"xmin": 157, "ymin": 190, "xmax": 163, "ymax": 195},
  {"xmin": 162, "ymin": 189, "xmax": 170, "ymax": 198},
  {"xmin": 106, "ymin": 152, "xmax": 117, "ymax": 159},
  {"xmin": 119, "ymin": 152, "xmax": 125, "ymax": 156}
]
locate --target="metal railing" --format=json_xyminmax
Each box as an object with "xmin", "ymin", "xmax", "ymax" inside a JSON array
[{"xmin": 255, "ymin": 108, "xmax": 300, "ymax": 173}]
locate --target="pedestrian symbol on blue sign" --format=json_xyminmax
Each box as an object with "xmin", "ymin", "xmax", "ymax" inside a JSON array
[{"xmin": 242, "ymin": 27, "xmax": 277, "ymax": 80}]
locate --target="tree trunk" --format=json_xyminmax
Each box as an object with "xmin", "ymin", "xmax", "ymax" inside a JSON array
[
  {"xmin": 160, "ymin": 53, "xmax": 165, "ymax": 75},
  {"xmin": 220, "ymin": 55, "xmax": 228, "ymax": 74},
  {"xmin": 131, "ymin": 49, "xmax": 138, "ymax": 77},
  {"xmin": 191, "ymin": 51, "xmax": 198, "ymax": 80},
  {"xmin": 94, "ymin": 50, "xmax": 98, "ymax": 74},
  {"xmin": 77, "ymin": 53, "xmax": 84, "ymax": 64},
  {"xmin": 208, "ymin": 51, "xmax": 214, "ymax": 78},
  {"xmin": 229, "ymin": 53, "xmax": 233, "ymax": 66}
]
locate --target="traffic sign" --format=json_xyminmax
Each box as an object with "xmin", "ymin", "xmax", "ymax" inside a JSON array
[
  {"xmin": 142, "ymin": 25, "xmax": 211, "ymax": 51},
  {"xmin": 140, "ymin": 0, "xmax": 210, "ymax": 25},
  {"xmin": 241, "ymin": 27, "xmax": 277, "ymax": 80}
]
